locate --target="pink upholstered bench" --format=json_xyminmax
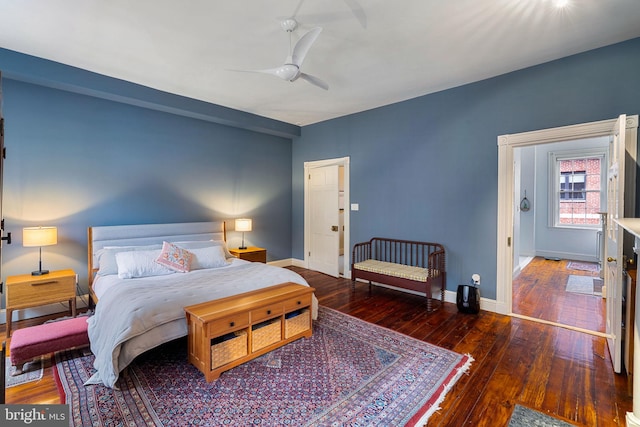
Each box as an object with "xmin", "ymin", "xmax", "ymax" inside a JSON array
[{"xmin": 10, "ymin": 316, "xmax": 90, "ymax": 375}]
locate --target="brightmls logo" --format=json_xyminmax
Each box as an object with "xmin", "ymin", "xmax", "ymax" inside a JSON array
[
  {"xmin": 1, "ymin": 405, "xmax": 68, "ymax": 426},
  {"xmin": 5, "ymin": 407, "xmax": 46, "ymax": 423}
]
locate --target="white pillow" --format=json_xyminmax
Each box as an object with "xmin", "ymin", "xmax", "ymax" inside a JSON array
[
  {"xmin": 172, "ymin": 240, "xmax": 233, "ymax": 259},
  {"xmin": 96, "ymin": 244, "xmax": 162, "ymax": 276},
  {"xmin": 115, "ymin": 249, "xmax": 174, "ymax": 279},
  {"xmin": 190, "ymin": 245, "xmax": 231, "ymax": 270}
]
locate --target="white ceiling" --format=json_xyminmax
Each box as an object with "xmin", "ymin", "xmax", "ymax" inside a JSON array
[{"xmin": 2, "ymin": 0, "xmax": 640, "ymax": 126}]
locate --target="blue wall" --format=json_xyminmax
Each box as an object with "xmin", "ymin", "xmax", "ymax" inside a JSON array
[
  {"xmin": 0, "ymin": 50, "xmax": 298, "ymax": 296},
  {"xmin": 292, "ymin": 37, "xmax": 640, "ymax": 299},
  {"xmin": 2, "ymin": 37, "xmax": 640, "ymax": 304}
]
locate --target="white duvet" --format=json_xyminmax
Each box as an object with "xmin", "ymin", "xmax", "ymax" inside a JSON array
[{"xmin": 86, "ymin": 260, "xmax": 316, "ymax": 388}]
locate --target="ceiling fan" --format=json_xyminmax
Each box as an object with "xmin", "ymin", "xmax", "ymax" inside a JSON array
[{"xmin": 238, "ymin": 18, "xmax": 329, "ymax": 91}]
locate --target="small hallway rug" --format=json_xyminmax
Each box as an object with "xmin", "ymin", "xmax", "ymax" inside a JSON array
[
  {"xmin": 566, "ymin": 261, "xmax": 600, "ymax": 273},
  {"xmin": 55, "ymin": 306, "xmax": 472, "ymax": 427},
  {"xmin": 5, "ymin": 357, "xmax": 43, "ymax": 387},
  {"xmin": 566, "ymin": 275, "xmax": 602, "ymax": 296},
  {"xmin": 508, "ymin": 404, "xmax": 577, "ymax": 426}
]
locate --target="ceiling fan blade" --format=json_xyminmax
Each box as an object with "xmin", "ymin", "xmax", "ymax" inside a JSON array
[
  {"xmin": 299, "ymin": 73, "xmax": 329, "ymax": 90},
  {"xmin": 281, "ymin": 0, "xmax": 366, "ymax": 29},
  {"xmin": 232, "ymin": 65, "xmax": 300, "ymax": 82},
  {"xmin": 230, "ymin": 67, "xmax": 279, "ymax": 76},
  {"xmin": 291, "ymin": 27, "xmax": 322, "ymax": 67},
  {"xmin": 343, "ymin": 0, "xmax": 367, "ymax": 28},
  {"xmin": 291, "ymin": 0, "xmax": 305, "ymax": 19}
]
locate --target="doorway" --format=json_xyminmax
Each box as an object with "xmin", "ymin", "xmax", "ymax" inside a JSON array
[
  {"xmin": 512, "ymin": 137, "xmax": 609, "ymax": 334},
  {"xmin": 303, "ymin": 157, "xmax": 350, "ymax": 278},
  {"xmin": 497, "ymin": 116, "xmax": 638, "ymax": 314},
  {"xmin": 497, "ymin": 115, "xmax": 638, "ymax": 373}
]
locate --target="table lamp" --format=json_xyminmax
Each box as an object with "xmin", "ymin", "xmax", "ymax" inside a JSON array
[
  {"xmin": 23, "ymin": 226, "xmax": 58, "ymax": 276},
  {"xmin": 235, "ymin": 219, "xmax": 252, "ymax": 250}
]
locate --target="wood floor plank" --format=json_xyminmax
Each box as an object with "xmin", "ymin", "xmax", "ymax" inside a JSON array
[
  {"xmin": 516, "ymin": 322, "xmax": 555, "ymax": 408},
  {"xmin": 458, "ymin": 320, "xmax": 547, "ymax": 426},
  {"xmin": 429, "ymin": 314, "xmax": 515, "ymax": 426}
]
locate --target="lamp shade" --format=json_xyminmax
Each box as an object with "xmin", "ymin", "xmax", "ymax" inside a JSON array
[
  {"xmin": 235, "ymin": 218, "xmax": 252, "ymax": 232},
  {"xmin": 23, "ymin": 226, "xmax": 58, "ymax": 247}
]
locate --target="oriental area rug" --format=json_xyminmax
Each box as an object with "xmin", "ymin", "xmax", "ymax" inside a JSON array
[{"xmin": 54, "ymin": 306, "xmax": 472, "ymax": 426}]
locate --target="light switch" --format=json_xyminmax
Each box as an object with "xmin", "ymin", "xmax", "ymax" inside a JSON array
[{"xmin": 351, "ymin": 203, "xmax": 359, "ymax": 211}]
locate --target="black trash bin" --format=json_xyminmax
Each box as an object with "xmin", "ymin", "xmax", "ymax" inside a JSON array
[{"xmin": 456, "ymin": 284, "xmax": 480, "ymax": 314}]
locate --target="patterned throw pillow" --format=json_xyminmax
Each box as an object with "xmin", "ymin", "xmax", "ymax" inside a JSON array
[{"xmin": 155, "ymin": 241, "xmax": 193, "ymax": 273}]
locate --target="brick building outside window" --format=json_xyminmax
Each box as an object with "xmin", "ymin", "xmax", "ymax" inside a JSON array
[{"xmin": 558, "ymin": 157, "xmax": 602, "ymax": 227}]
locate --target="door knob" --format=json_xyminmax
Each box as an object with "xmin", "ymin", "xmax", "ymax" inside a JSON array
[
  {"xmin": 607, "ymin": 257, "xmax": 616, "ymax": 262},
  {"xmin": 331, "ymin": 225, "xmax": 339, "ymax": 232}
]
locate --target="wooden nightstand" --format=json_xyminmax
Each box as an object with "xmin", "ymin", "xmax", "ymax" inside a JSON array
[
  {"xmin": 229, "ymin": 247, "xmax": 267, "ymax": 263},
  {"xmin": 5, "ymin": 269, "xmax": 76, "ymax": 337}
]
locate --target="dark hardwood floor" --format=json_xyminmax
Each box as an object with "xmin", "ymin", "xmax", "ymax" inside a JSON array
[
  {"xmin": 513, "ymin": 256, "xmax": 605, "ymax": 332},
  {"xmin": 3, "ymin": 263, "xmax": 633, "ymax": 426}
]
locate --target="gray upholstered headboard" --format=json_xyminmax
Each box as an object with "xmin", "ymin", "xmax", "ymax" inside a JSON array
[{"xmin": 87, "ymin": 221, "xmax": 226, "ymax": 302}]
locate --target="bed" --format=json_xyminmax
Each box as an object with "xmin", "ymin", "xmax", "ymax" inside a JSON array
[{"xmin": 85, "ymin": 221, "xmax": 317, "ymax": 388}]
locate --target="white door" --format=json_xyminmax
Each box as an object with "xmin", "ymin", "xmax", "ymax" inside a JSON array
[
  {"xmin": 604, "ymin": 114, "xmax": 626, "ymax": 373},
  {"xmin": 0, "ymin": 71, "xmax": 5, "ymax": 294},
  {"xmin": 0, "ymin": 71, "xmax": 6, "ymax": 405},
  {"xmin": 308, "ymin": 164, "xmax": 340, "ymax": 277}
]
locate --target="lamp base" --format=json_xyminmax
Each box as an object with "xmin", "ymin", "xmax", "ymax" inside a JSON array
[
  {"xmin": 238, "ymin": 246, "xmax": 247, "ymax": 250},
  {"xmin": 31, "ymin": 269, "xmax": 49, "ymax": 276}
]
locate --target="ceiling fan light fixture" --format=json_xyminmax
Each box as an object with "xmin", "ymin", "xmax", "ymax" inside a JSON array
[
  {"xmin": 276, "ymin": 64, "xmax": 299, "ymax": 81},
  {"xmin": 281, "ymin": 18, "xmax": 298, "ymax": 32}
]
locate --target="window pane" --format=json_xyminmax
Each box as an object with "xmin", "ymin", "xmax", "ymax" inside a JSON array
[{"xmin": 559, "ymin": 171, "xmax": 586, "ymax": 200}]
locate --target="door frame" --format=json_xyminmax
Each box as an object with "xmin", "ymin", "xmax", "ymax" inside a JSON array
[
  {"xmin": 496, "ymin": 116, "xmax": 638, "ymax": 315},
  {"xmin": 303, "ymin": 156, "xmax": 350, "ymax": 276}
]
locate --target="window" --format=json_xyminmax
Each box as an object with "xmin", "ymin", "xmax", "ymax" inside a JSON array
[{"xmin": 549, "ymin": 150, "xmax": 606, "ymax": 228}]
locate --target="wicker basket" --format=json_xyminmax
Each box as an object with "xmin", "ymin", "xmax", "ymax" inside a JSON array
[
  {"xmin": 211, "ymin": 329, "xmax": 247, "ymax": 369},
  {"xmin": 285, "ymin": 309, "xmax": 310, "ymax": 339},
  {"xmin": 251, "ymin": 318, "xmax": 281, "ymax": 352}
]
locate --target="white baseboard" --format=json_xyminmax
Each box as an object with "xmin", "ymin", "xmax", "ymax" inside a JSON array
[
  {"xmin": 0, "ymin": 294, "xmax": 90, "ymax": 324},
  {"xmin": 267, "ymin": 258, "xmax": 295, "ymax": 268},
  {"xmin": 352, "ymin": 278, "xmax": 499, "ymax": 314},
  {"xmin": 287, "ymin": 258, "xmax": 502, "ymax": 315},
  {"xmin": 627, "ymin": 412, "xmax": 640, "ymax": 427},
  {"xmin": 535, "ymin": 251, "xmax": 599, "ymax": 263},
  {"xmin": 289, "ymin": 258, "xmax": 306, "ymax": 268}
]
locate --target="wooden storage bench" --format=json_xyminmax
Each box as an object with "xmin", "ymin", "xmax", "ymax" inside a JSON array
[
  {"xmin": 351, "ymin": 237, "xmax": 446, "ymax": 311},
  {"xmin": 184, "ymin": 282, "xmax": 315, "ymax": 381}
]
